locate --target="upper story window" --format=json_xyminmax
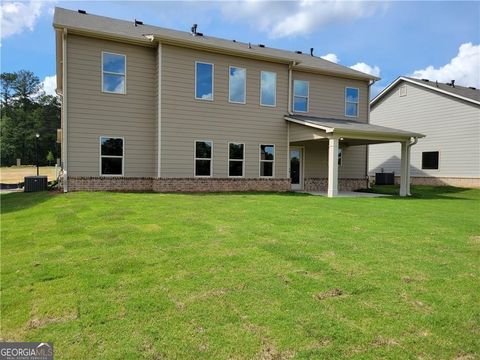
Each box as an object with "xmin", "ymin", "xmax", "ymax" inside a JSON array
[
  {"xmin": 228, "ymin": 142, "xmax": 245, "ymax": 177},
  {"xmin": 195, "ymin": 62, "xmax": 214, "ymax": 101},
  {"xmin": 260, "ymin": 144, "xmax": 275, "ymax": 177},
  {"xmin": 100, "ymin": 137, "xmax": 124, "ymax": 176},
  {"xmin": 195, "ymin": 140, "xmax": 213, "ymax": 177},
  {"xmin": 293, "ymin": 80, "xmax": 309, "ymax": 112},
  {"xmin": 102, "ymin": 52, "xmax": 126, "ymax": 94},
  {"xmin": 345, "ymin": 87, "xmax": 359, "ymax": 117},
  {"xmin": 229, "ymin": 66, "xmax": 246, "ymax": 104},
  {"xmin": 260, "ymin": 71, "xmax": 276, "ymax": 107}
]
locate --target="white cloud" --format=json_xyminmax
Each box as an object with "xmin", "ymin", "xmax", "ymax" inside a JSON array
[
  {"xmin": 350, "ymin": 62, "xmax": 381, "ymax": 77},
  {"xmin": 220, "ymin": 0, "xmax": 385, "ymax": 38},
  {"xmin": 0, "ymin": 0, "xmax": 52, "ymax": 39},
  {"xmin": 42, "ymin": 75, "xmax": 57, "ymax": 96},
  {"xmin": 321, "ymin": 53, "xmax": 340, "ymax": 64},
  {"xmin": 410, "ymin": 43, "xmax": 480, "ymax": 88}
]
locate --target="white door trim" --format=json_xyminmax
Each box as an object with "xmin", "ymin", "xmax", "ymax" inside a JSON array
[{"xmin": 290, "ymin": 146, "xmax": 304, "ymax": 190}]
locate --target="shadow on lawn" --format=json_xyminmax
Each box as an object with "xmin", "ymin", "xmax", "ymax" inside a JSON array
[
  {"xmin": 359, "ymin": 185, "xmax": 478, "ymax": 200},
  {"xmin": 0, "ymin": 191, "xmax": 57, "ymax": 214}
]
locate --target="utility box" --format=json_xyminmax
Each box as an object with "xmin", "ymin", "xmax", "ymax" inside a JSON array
[
  {"xmin": 24, "ymin": 176, "xmax": 48, "ymax": 192},
  {"xmin": 375, "ymin": 172, "xmax": 395, "ymax": 185}
]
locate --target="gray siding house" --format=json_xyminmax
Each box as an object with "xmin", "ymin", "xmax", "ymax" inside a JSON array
[
  {"xmin": 369, "ymin": 77, "xmax": 480, "ymax": 188},
  {"xmin": 54, "ymin": 8, "xmax": 422, "ymax": 196}
]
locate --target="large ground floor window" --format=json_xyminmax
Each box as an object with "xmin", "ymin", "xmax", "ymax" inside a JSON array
[
  {"xmin": 195, "ymin": 140, "xmax": 213, "ymax": 176},
  {"xmin": 100, "ymin": 137, "xmax": 124, "ymax": 176}
]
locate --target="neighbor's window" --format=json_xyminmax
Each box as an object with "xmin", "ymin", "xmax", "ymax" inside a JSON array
[
  {"xmin": 422, "ymin": 151, "xmax": 439, "ymax": 170},
  {"xmin": 260, "ymin": 144, "xmax": 275, "ymax": 177},
  {"xmin": 100, "ymin": 137, "xmax": 124, "ymax": 176},
  {"xmin": 195, "ymin": 62, "xmax": 213, "ymax": 100},
  {"xmin": 228, "ymin": 143, "xmax": 244, "ymax": 177},
  {"xmin": 195, "ymin": 140, "xmax": 213, "ymax": 176},
  {"xmin": 338, "ymin": 148, "xmax": 343, "ymax": 166},
  {"xmin": 345, "ymin": 87, "xmax": 359, "ymax": 117},
  {"xmin": 229, "ymin": 66, "xmax": 246, "ymax": 103},
  {"xmin": 293, "ymin": 80, "xmax": 309, "ymax": 112},
  {"xmin": 102, "ymin": 52, "xmax": 126, "ymax": 94},
  {"xmin": 260, "ymin": 71, "xmax": 276, "ymax": 106}
]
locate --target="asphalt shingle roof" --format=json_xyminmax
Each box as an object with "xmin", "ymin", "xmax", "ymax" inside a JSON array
[
  {"xmin": 403, "ymin": 77, "xmax": 480, "ymax": 103},
  {"xmin": 53, "ymin": 7, "xmax": 378, "ymax": 81}
]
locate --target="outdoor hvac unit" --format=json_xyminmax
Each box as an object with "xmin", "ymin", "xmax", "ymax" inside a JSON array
[
  {"xmin": 375, "ymin": 172, "xmax": 395, "ymax": 185},
  {"xmin": 24, "ymin": 176, "xmax": 48, "ymax": 192}
]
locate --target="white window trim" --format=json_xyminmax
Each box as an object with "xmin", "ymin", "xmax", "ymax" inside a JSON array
[
  {"xmin": 293, "ymin": 80, "xmax": 309, "ymax": 113},
  {"xmin": 421, "ymin": 150, "xmax": 440, "ymax": 171},
  {"xmin": 227, "ymin": 142, "xmax": 245, "ymax": 178},
  {"xmin": 259, "ymin": 144, "xmax": 275, "ymax": 178},
  {"xmin": 194, "ymin": 61, "xmax": 214, "ymax": 101},
  {"xmin": 228, "ymin": 66, "xmax": 247, "ymax": 104},
  {"xmin": 99, "ymin": 136, "xmax": 125, "ymax": 177},
  {"xmin": 101, "ymin": 51, "xmax": 127, "ymax": 95},
  {"xmin": 260, "ymin": 71, "xmax": 277, "ymax": 107},
  {"xmin": 345, "ymin": 87, "xmax": 359, "ymax": 117},
  {"xmin": 194, "ymin": 140, "xmax": 213, "ymax": 177}
]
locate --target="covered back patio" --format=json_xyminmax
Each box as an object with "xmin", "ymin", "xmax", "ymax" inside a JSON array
[{"xmin": 286, "ymin": 115, "xmax": 425, "ymax": 197}]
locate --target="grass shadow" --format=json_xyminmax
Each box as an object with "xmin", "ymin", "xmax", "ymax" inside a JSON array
[
  {"xmin": 357, "ymin": 185, "xmax": 478, "ymax": 200},
  {"xmin": 1, "ymin": 191, "xmax": 58, "ymax": 214}
]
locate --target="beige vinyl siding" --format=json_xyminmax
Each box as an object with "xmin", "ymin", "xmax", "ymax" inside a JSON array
[
  {"xmin": 289, "ymin": 123, "xmax": 326, "ymax": 142},
  {"xmin": 66, "ymin": 34, "xmax": 157, "ymax": 177},
  {"xmin": 369, "ymin": 82, "xmax": 480, "ymax": 178},
  {"xmin": 291, "ymin": 140, "xmax": 367, "ymax": 179},
  {"xmin": 161, "ymin": 45, "xmax": 289, "ymax": 178},
  {"xmin": 292, "ymin": 71, "xmax": 369, "ymax": 122}
]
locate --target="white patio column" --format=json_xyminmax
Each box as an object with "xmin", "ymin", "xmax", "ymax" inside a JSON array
[
  {"xmin": 327, "ymin": 137, "xmax": 339, "ymax": 197},
  {"xmin": 399, "ymin": 141, "xmax": 409, "ymax": 197},
  {"xmin": 406, "ymin": 144, "xmax": 412, "ymax": 196}
]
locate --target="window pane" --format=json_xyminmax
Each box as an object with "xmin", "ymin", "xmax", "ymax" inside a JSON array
[
  {"xmin": 229, "ymin": 67, "xmax": 246, "ymax": 103},
  {"xmin": 195, "ymin": 160, "xmax": 211, "ymax": 176},
  {"xmin": 294, "ymin": 80, "xmax": 308, "ymax": 97},
  {"xmin": 422, "ymin": 151, "xmax": 439, "ymax": 169},
  {"xmin": 261, "ymin": 71, "xmax": 276, "ymax": 106},
  {"xmin": 103, "ymin": 53, "xmax": 125, "ymax": 74},
  {"xmin": 260, "ymin": 161, "xmax": 273, "ymax": 177},
  {"xmin": 293, "ymin": 96, "xmax": 308, "ymax": 112},
  {"xmin": 101, "ymin": 137, "xmax": 123, "ymax": 156},
  {"xmin": 229, "ymin": 161, "xmax": 243, "ymax": 176},
  {"xmin": 196, "ymin": 63, "xmax": 213, "ymax": 100},
  {"xmin": 346, "ymin": 102, "xmax": 358, "ymax": 117},
  {"xmin": 102, "ymin": 157, "xmax": 122, "ymax": 175},
  {"xmin": 195, "ymin": 141, "xmax": 212, "ymax": 159},
  {"xmin": 261, "ymin": 145, "xmax": 274, "ymax": 160},
  {"xmin": 346, "ymin": 87, "xmax": 358, "ymax": 103},
  {"xmin": 229, "ymin": 143, "xmax": 244, "ymax": 160},
  {"xmin": 338, "ymin": 149, "xmax": 343, "ymax": 166},
  {"xmin": 103, "ymin": 74, "xmax": 125, "ymax": 93}
]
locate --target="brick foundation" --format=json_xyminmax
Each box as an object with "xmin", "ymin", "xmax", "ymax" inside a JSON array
[
  {"xmin": 392, "ymin": 176, "xmax": 480, "ymax": 189},
  {"xmin": 67, "ymin": 177, "xmax": 291, "ymax": 192},
  {"xmin": 304, "ymin": 178, "xmax": 367, "ymax": 192}
]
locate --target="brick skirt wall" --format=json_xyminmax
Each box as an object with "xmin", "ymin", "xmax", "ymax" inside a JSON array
[
  {"xmin": 392, "ymin": 176, "xmax": 480, "ymax": 189},
  {"xmin": 67, "ymin": 177, "xmax": 291, "ymax": 192},
  {"xmin": 304, "ymin": 178, "xmax": 367, "ymax": 192}
]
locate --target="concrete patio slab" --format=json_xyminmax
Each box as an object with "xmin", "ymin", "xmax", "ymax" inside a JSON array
[{"xmin": 299, "ymin": 191, "xmax": 392, "ymax": 198}]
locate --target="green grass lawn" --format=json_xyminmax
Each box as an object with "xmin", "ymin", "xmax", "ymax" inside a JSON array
[{"xmin": 1, "ymin": 186, "xmax": 479, "ymax": 359}]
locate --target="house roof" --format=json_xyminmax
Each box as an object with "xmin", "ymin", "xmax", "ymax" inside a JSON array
[
  {"xmin": 371, "ymin": 76, "xmax": 480, "ymax": 107},
  {"xmin": 285, "ymin": 114, "xmax": 425, "ymax": 139},
  {"xmin": 53, "ymin": 7, "xmax": 379, "ymax": 81}
]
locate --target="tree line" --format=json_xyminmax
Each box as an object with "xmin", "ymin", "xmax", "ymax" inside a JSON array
[{"xmin": 1, "ymin": 70, "xmax": 61, "ymax": 167}]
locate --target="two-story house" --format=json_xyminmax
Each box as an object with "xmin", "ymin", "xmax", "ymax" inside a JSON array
[{"xmin": 54, "ymin": 7, "xmax": 423, "ymax": 197}]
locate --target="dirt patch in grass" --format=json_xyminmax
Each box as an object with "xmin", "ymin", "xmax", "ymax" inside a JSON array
[
  {"xmin": 315, "ymin": 288, "xmax": 343, "ymax": 300},
  {"xmin": 28, "ymin": 312, "xmax": 77, "ymax": 329},
  {"xmin": 469, "ymin": 235, "xmax": 480, "ymax": 244}
]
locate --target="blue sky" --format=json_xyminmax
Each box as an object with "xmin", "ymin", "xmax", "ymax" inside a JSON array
[{"xmin": 1, "ymin": 1, "xmax": 479, "ymax": 97}]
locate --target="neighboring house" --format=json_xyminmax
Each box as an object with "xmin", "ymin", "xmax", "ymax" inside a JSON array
[
  {"xmin": 53, "ymin": 8, "xmax": 422, "ymax": 197},
  {"xmin": 369, "ymin": 77, "xmax": 480, "ymax": 188}
]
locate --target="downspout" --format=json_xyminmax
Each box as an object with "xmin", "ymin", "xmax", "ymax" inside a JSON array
[
  {"xmin": 62, "ymin": 28, "xmax": 68, "ymax": 193},
  {"xmin": 287, "ymin": 61, "xmax": 297, "ymax": 115},
  {"xmin": 365, "ymin": 79, "xmax": 376, "ymax": 189},
  {"xmin": 406, "ymin": 137, "xmax": 418, "ymax": 195}
]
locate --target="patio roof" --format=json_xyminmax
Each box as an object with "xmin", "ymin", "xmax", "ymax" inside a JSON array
[{"xmin": 285, "ymin": 115, "xmax": 425, "ymax": 141}]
